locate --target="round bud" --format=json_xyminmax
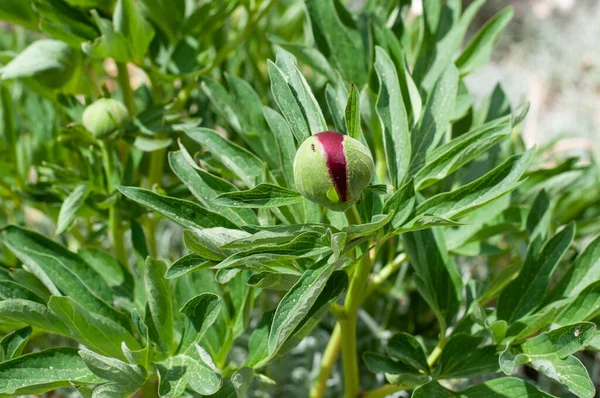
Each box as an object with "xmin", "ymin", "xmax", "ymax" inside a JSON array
[
  {"xmin": 82, "ymin": 98, "xmax": 129, "ymax": 138},
  {"xmin": 293, "ymin": 131, "xmax": 374, "ymax": 212}
]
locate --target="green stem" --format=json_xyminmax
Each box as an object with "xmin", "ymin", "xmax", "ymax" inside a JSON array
[
  {"xmin": 140, "ymin": 377, "xmax": 159, "ymax": 398},
  {"xmin": 362, "ymin": 384, "xmax": 409, "ymax": 398},
  {"xmin": 426, "ymin": 333, "xmax": 446, "ymax": 368},
  {"xmin": 312, "ymin": 241, "xmax": 402, "ymax": 398},
  {"xmin": 101, "ymin": 141, "xmax": 128, "ymax": 268},
  {"xmin": 340, "ymin": 253, "xmax": 373, "ymax": 397},
  {"xmin": 116, "ymin": 62, "xmax": 135, "ymax": 117},
  {"xmin": 309, "ymin": 323, "xmax": 342, "ymax": 398}
]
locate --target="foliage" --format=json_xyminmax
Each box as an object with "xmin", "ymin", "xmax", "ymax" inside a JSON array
[{"xmin": 0, "ymin": 1, "xmax": 599, "ymax": 397}]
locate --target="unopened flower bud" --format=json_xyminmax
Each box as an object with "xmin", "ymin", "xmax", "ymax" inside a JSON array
[
  {"xmin": 82, "ymin": 98, "xmax": 129, "ymax": 138},
  {"xmin": 293, "ymin": 131, "xmax": 374, "ymax": 212}
]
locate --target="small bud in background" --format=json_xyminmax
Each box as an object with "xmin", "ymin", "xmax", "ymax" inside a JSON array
[
  {"xmin": 82, "ymin": 98, "xmax": 130, "ymax": 138},
  {"xmin": 293, "ymin": 131, "xmax": 374, "ymax": 212}
]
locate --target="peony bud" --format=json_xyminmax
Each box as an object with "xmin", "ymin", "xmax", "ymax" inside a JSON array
[
  {"xmin": 82, "ymin": 98, "xmax": 129, "ymax": 138},
  {"xmin": 293, "ymin": 131, "xmax": 374, "ymax": 212}
]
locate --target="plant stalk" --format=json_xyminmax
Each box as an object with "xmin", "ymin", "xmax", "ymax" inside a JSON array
[
  {"xmin": 362, "ymin": 384, "xmax": 409, "ymax": 398},
  {"xmin": 309, "ymin": 324, "xmax": 342, "ymax": 398},
  {"xmin": 101, "ymin": 141, "xmax": 128, "ymax": 268},
  {"xmin": 116, "ymin": 62, "xmax": 135, "ymax": 118},
  {"xmin": 339, "ymin": 207, "xmax": 374, "ymax": 397}
]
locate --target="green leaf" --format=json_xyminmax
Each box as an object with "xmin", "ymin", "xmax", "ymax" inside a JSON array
[
  {"xmin": 413, "ymin": 0, "xmax": 485, "ymax": 92},
  {"xmin": 48, "ymin": 296, "xmax": 140, "ymax": 360},
  {"xmin": 247, "ymin": 272, "xmax": 299, "ymax": 291},
  {"xmin": 416, "ymin": 150, "xmax": 533, "ymax": 221},
  {"xmin": 345, "ymin": 84, "xmax": 361, "ymax": 140},
  {"xmin": 267, "ymin": 60, "xmax": 310, "ymax": 143},
  {"xmin": 544, "ymin": 234, "xmax": 600, "ymax": 306},
  {"xmin": 497, "ymin": 224, "xmax": 575, "ymax": 323},
  {"xmin": 526, "ymin": 189, "xmax": 551, "ymax": 241},
  {"xmin": 213, "ymin": 184, "xmax": 303, "ymax": 208},
  {"xmin": 555, "ymin": 281, "xmax": 600, "ymax": 325},
  {"xmin": 410, "ymin": 64, "xmax": 459, "ymax": 173},
  {"xmin": 0, "ymin": 226, "xmax": 118, "ymax": 323},
  {"xmin": 264, "ymin": 106, "xmax": 296, "ymax": 189},
  {"xmin": 144, "ymin": 257, "xmax": 174, "ymax": 355},
  {"xmin": 157, "ymin": 347, "xmax": 222, "ymax": 396},
  {"xmin": 456, "ymin": 7, "xmax": 514, "ymax": 76},
  {"xmin": 0, "ymin": 0, "xmax": 37, "ymax": 30},
  {"xmin": 166, "ymin": 254, "xmax": 212, "ymax": 279},
  {"xmin": 78, "ymin": 249, "xmax": 129, "ymax": 294},
  {"xmin": 402, "ymin": 228, "xmax": 461, "ymax": 326},
  {"xmin": 269, "ymin": 37, "xmax": 338, "ymax": 83},
  {"xmin": 0, "ymin": 348, "xmax": 104, "ymax": 395},
  {"xmin": 374, "ymin": 47, "xmax": 411, "ymax": 187},
  {"xmin": 305, "ymin": 0, "xmax": 367, "ymax": 86},
  {"xmin": 413, "ymin": 378, "xmax": 555, "ymax": 397},
  {"xmin": 438, "ymin": 334, "xmax": 498, "ymax": 379},
  {"xmin": 0, "ymin": 326, "xmax": 31, "ymax": 362},
  {"xmin": 326, "ymin": 82, "xmax": 348, "ymax": 135},
  {"xmin": 363, "ymin": 352, "xmax": 431, "ymax": 387},
  {"xmin": 139, "ymin": 0, "xmax": 183, "ymax": 43},
  {"xmin": 168, "ymin": 148, "xmax": 258, "ymax": 226},
  {"xmin": 85, "ymin": 0, "xmax": 155, "ymax": 64},
  {"xmin": 530, "ymin": 355, "xmax": 595, "ymax": 398},
  {"xmin": 56, "ymin": 183, "xmax": 90, "ymax": 234},
  {"xmin": 0, "ymin": 299, "xmax": 68, "ymax": 335},
  {"xmin": 414, "ymin": 119, "xmax": 511, "ymax": 190},
  {"xmin": 342, "ymin": 212, "xmax": 394, "ymax": 237},
  {"xmin": 0, "ymin": 39, "xmax": 81, "ymax": 89},
  {"xmin": 383, "ymin": 179, "xmax": 416, "ymax": 229},
  {"xmin": 117, "ymin": 185, "xmax": 237, "ymax": 230},
  {"xmin": 78, "ymin": 349, "xmax": 145, "ymax": 391},
  {"xmin": 183, "ymin": 228, "xmax": 250, "ymax": 261},
  {"xmin": 182, "ymin": 127, "xmax": 264, "ymax": 187},
  {"xmin": 275, "ymin": 50, "xmax": 327, "ymax": 136},
  {"xmin": 500, "ymin": 322, "xmax": 596, "ymax": 375},
  {"xmin": 215, "ymin": 232, "xmax": 329, "ymax": 270},
  {"xmin": 179, "ymin": 293, "xmax": 222, "ymax": 352},
  {"xmin": 268, "ymin": 259, "xmax": 335, "ymax": 356},
  {"xmin": 112, "ymin": 0, "xmax": 155, "ymax": 62},
  {"xmin": 386, "ymin": 333, "xmax": 429, "ymax": 373}
]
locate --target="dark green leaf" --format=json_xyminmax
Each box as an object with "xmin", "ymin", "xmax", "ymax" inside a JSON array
[
  {"xmin": 455, "ymin": 7, "xmax": 514, "ymax": 76},
  {"xmin": 179, "ymin": 293, "xmax": 221, "ymax": 351},
  {"xmin": 497, "ymin": 224, "xmax": 575, "ymax": 323},
  {"xmin": 386, "ymin": 333, "xmax": 429, "ymax": 373},
  {"xmin": 0, "ymin": 326, "xmax": 31, "ymax": 361}
]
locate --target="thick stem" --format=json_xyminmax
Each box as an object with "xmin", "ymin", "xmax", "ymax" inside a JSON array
[
  {"xmin": 101, "ymin": 141, "xmax": 128, "ymax": 267},
  {"xmin": 116, "ymin": 62, "xmax": 135, "ymax": 118},
  {"xmin": 340, "ymin": 314, "xmax": 359, "ymax": 398},
  {"xmin": 340, "ymin": 219, "xmax": 374, "ymax": 397},
  {"xmin": 309, "ymin": 324, "xmax": 342, "ymax": 398}
]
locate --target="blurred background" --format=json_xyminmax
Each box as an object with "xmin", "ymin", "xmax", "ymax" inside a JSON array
[{"xmin": 461, "ymin": 0, "xmax": 599, "ymax": 155}]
